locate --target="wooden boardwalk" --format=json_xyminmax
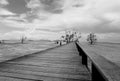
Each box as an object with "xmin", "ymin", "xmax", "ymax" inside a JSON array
[{"xmin": 0, "ymin": 43, "xmax": 91, "ymax": 81}]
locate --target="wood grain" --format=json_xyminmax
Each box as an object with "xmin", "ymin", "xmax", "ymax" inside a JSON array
[{"xmin": 0, "ymin": 43, "xmax": 91, "ymax": 81}]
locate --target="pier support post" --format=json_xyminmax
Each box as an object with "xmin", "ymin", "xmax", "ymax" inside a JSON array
[
  {"xmin": 92, "ymin": 63, "xmax": 106, "ymax": 81},
  {"xmin": 82, "ymin": 53, "xmax": 88, "ymax": 68},
  {"xmin": 76, "ymin": 43, "xmax": 81, "ymax": 56}
]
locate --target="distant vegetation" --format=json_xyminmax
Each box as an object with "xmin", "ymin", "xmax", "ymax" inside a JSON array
[{"xmin": 56, "ymin": 30, "xmax": 81, "ymax": 45}]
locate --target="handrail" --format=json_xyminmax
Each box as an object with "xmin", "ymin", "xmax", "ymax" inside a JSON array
[{"xmin": 76, "ymin": 42, "xmax": 120, "ymax": 81}]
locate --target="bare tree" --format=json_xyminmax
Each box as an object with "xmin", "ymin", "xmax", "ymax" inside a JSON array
[
  {"xmin": 62, "ymin": 31, "xmax": 81, "ymax": 43},
  {"xmin": 0, "ymin": 40, "xmax": 1, "ymax": 44},
  {"xmin": 75, "ymin": 32, "xmax": 81, "ymax": 42},
  {"xmin": 87, "ymin": 33, "xmax": 97, "ymax": 45},
  {"xmin": 0, "ymin": 40, "xmax": 5, "ymax": 44},
  {"xmin": 21, "ymin": 36, "xmax": 27, "ymax": 44}
]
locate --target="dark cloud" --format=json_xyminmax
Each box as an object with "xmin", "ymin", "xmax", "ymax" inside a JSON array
[
  {"xmin": 25, "ymin": 14, "xmax": 38, "ymax": 22},
  {"xmin": 25, "ymin": 0, "xmax": 64, "ymax": 22},
  {"xmin": 6, "ymin": 0, "xmax": 30, "ymax": 14},
  {"xmin": 40, "ymin": 0, "xmax": 64, "ymax": 14},
  {"xmin": 27, "ymin": 0, "xmax": 85, "ymax": 14}
]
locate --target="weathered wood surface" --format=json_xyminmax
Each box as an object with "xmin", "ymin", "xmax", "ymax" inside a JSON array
[
  {"xmin": 0, "ymin": 43, "xmax": 91, "ymax": 81},
  {"xmin": 77, "ymin": 42, "xmax": 120, "ymax": 81}
]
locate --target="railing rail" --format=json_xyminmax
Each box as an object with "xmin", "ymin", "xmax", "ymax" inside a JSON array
[{"xmin": 76, "ymin": 42, "xmax": 120, "ymax": 81}]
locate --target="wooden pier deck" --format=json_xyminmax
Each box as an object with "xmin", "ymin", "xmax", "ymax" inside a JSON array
[{"xmin": 0, "ymin": 43, "xmax": 91, "ymax": 81}]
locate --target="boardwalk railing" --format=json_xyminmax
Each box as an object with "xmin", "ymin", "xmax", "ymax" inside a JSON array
[{"xmin": 76, "ymin": 42, "xmax": 120, "ymax": 81}]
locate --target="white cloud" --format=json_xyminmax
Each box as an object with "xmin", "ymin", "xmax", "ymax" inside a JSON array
[
  {"xmin": 26, "ymin": 0, "xmax": 41, "ymax": 9},
  {"xmin": 0, "ymin": 0, "xmax": 9, "ymax": 5},
  {"xmin": 0, "ymin": 8, "xmax": 16, "ymax": 15},
  {"xmin": 1, "ymin": 0, "xmax": 120, "ymax": 41},
  {"xmin": 0, "ymin": 0, "xmax": 15, "ymax": 16}
]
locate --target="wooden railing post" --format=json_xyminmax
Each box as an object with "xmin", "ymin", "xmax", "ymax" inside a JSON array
[
  {"xmin": 76, "ymin": 42, "xmax": 88, "ymax": 67},
  {"xmin": 92, "ymin": 63, "xmax": 106, "ymax": 81},
  {"xmin": 76, "ymin": 43, "xmax": 81, "ymax": 56},
  {"xmin": 76, "ymin": 42, "xmax": 120, "ymax": 81},
  {"xmin": 82, "ymin": 53, "xmax": 88, "ymax": 68}
]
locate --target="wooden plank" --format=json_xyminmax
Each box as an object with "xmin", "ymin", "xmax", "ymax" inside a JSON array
[
  {"xmin": 0, "ymin": 69, "xmax": 90, "ymax": 80},
  {"xmin": 0, "ymin": 72, "xmax": 89, "ymax": 81},
  {"xmin": 0, "ymin": 63, "xmax": 87, "ymax": 75},
  {"xmin": 6, "ymin": 61, "xmax": 83, "ymax": 69},
  {"xmin": 6, "ymin": 59, "xmax": 81, "ymax": 65},
  {"xmin": 0, "ymin": 42, "xmax": 91, "ymax": 81},
  {"xmin": 0, "ymin": 76, "xmax": 35, "ymax": 81}
]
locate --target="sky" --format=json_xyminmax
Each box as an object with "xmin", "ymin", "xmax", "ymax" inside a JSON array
[{"xmin": 0, "ymin": 0, "xmax": 120, "ymax": 42}]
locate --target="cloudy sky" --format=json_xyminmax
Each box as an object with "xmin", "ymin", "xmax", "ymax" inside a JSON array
[{"xmin": 0, "ymin": 0, "xmax": 120, "ymax": 42}]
